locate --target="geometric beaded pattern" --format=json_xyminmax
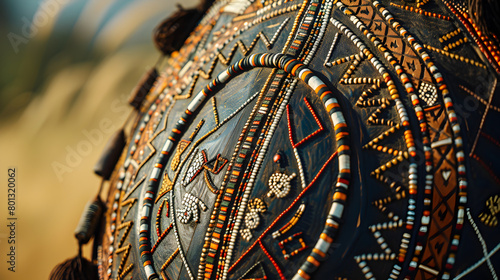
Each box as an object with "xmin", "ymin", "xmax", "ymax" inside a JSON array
[{"xmin": 94, "ymin": 0, "xmax": 500, "ymax": 280}]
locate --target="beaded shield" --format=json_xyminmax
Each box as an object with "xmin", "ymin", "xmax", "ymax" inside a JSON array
[{"xmin": 94, "ymin": 0, "xmax": 500, "ymax": 279}]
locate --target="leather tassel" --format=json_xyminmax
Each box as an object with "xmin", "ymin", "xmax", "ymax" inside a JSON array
[
  {"xmin": 128, "ymin": 67, "xmax": 159, "ymax": 110},
  {"xmin": 153, "ymin": 5, "xmax": 203, "ymax": 55},
  {"xmin": 50, "ymin": 196, "xmax": 103, "ymax": 280},
  {"xmin": 49, "ymin": 255, "xmax": 98, "ymax": 280},
  {"xmin": 74, "ymin": 197, "xmax": 104, "ymax": 245},
  {"xmin": 93, "ymin": 129, "xmax": 125, "ymax": 180},
  {"xmin": 153, "ymin": 0, "xmax": 217, "ymax": 55}
]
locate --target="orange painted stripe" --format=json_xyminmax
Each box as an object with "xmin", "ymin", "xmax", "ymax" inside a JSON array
[
  {"xmin": 319, "ymin": 89, "xmax": 331, "ymax": 100},
  {"xmin": 336, "ymin": 132, "xmax": 349, "ymax": 141},
  {"xmin": 320, "ymin": 233, "xmax": 333, "ymax": 243},
  {"xmin": 313, "ymin": 248, "xmax": 326, "ymax": 258},
  {"xmin": 326, "ymin": 102, "xmax": 338, "ymax": 112},
  {"xmin": 333, "ymin": 192, "xmax": 347, "ymax": 201},
  {"xmin": 315, "ymin": 83, "xmax": 327, "ymax": 94},
  {"xmin": 251, "ymin": 55, "xmax": 258, "ymax": 66},
  {"xmin": 307, "ymin": 256, "xmax": 321, "ymax": 267},
  {"xmin": 297, "ymin": 269, "xmax": 311, "ymax": 280},
  {"xmin": 301, "ymin": 70, "xmax": 312, "ymax": 80},
  {"xmin": 334, "ymin": 123, "xmax": 348, "ymax": 130},
  {"xmin": 260, "ymin": 54, "xmax": 267, "ymax": 66},
  {"xmin": 338, "ymin": 145, "xmax": 350, "ymax": 152},
  {"xmin": 326, "ymin": 222, "xmax": 339, "ymax": 229},
  {"xmin": 291, "ymin": 64, "xmax": 301, "ymax": 76},
  {"xmin": 284, "ymin": 60, "xmax": 294, "ymax": 71}
]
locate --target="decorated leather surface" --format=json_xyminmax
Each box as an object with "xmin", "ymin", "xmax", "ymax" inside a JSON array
[{"xmin": 94, "ymin": 0, "xmax": 500, "ymax": 279}]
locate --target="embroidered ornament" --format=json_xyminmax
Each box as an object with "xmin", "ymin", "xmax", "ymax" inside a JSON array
[
  {"xmin": 176, "ymin": 193, "xmax": 207, "ymax": 223},
  {"xmin": 182, "ymin": 151, "xmax": 206, "ymax": 186},
  {"xmin": 267, "ymin": 172, "xmax": 296, "ymax": 198},
  {"xmin": 241, "ymin": 198, "xmax": 267, "ymax": 241}
]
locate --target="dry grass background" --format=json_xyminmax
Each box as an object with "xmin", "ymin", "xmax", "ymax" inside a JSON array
[{"xmin": 0, "ymin": 0, "xmax": 196, "ymax": 279}]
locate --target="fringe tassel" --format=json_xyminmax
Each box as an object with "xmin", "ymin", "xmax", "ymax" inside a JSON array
[
  {"xmin": 49, "ymin": 253, "xmax": 98, "ymax": 280},
  {"xmin": 153, "ymin": 0, "xmax": 216, "ymax": 55}
]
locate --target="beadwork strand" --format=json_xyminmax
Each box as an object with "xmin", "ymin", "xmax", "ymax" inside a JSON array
[{"xmin": 372, "ymin": 1, "xmax": 470, "ymax": 277}]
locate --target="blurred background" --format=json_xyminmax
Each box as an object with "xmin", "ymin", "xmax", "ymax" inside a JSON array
[{"xmin": 0, "ymin": 0, "xmax": 196, "ymax": 279}]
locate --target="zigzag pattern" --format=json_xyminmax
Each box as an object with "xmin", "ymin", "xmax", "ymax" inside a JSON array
[
  {"xmin": 338, "ymin": 52, "xmax": 364, "ymax": 82},
  {"xmin": 120, "ymin": 198, "xmax": 137, "ymax": 223},
  {"xmin": 115, "ymin": 244, "xmax": 133, "ymax": 280},
  {"xmin": 198, "ymin": 18, "xmax": 289, "ymax": 79},
  {"xmin": 174, "ymin": 74, "xmax": 200, "ymax": 100},
  {"xmin": 372, "ymin": 190, "xmax": 407, "ymax": 214},
  {"xmin": 113, "ymin": 200, "xmax": 136, "ymax": 279},
  {"xmin": 354, "ymin": 215, "xmax": 405, "ymax": 280},
  {"xmin": 113, "ymin": 220, "xmax": 134, "ymax": 279}
]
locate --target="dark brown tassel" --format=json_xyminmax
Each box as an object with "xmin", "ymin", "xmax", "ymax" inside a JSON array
[
  {"xmin": 49, "ymin": 255, "xmax": 98, "ymax": 280},
  {"xmin": 153, "ymin": 5, "xmax": 203, "ymax": 55},
  {"xmin": 128, "ymin": 67, "xmax": 159, "ymax": 110},
  {"xmin": 198, "ymin": 0, "xmax": 216, "ymax": 12},
  {"xmin": 153, "ymin": 0, "xmax": 216, "ymax": 55},
  {"xmin": 51, "ymin": 196, "xmax": 103, "ymax": 280},
  {"xmin": 74, "ymin": 197, "xmax": 104, "ymax": 245},
  {"xmin": 93, "ymin": 129, "xmax": 126, "ymax": 180}
]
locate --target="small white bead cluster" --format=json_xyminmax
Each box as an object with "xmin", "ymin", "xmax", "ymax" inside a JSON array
[
  {"xmin": 267, "ymin": 172, "xmax": 296, "ymax": 198},
  {"xmin": 182, "ymin": 151, "xmax": 205, "ymax": 186},
  {"xmin": 176, "ymin": 193, "xmax": 208, "ymax": 223},
  {"xmin": 418, "ymin": 81, "xmax": 438, "ymax": 106},
  {"xmin": 241, "ymin": 198, "xmax": 267, "ymax": 241},
  {"xmin": 240, "ymin": 228, "xmax": 253, "ymax": 241}
]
